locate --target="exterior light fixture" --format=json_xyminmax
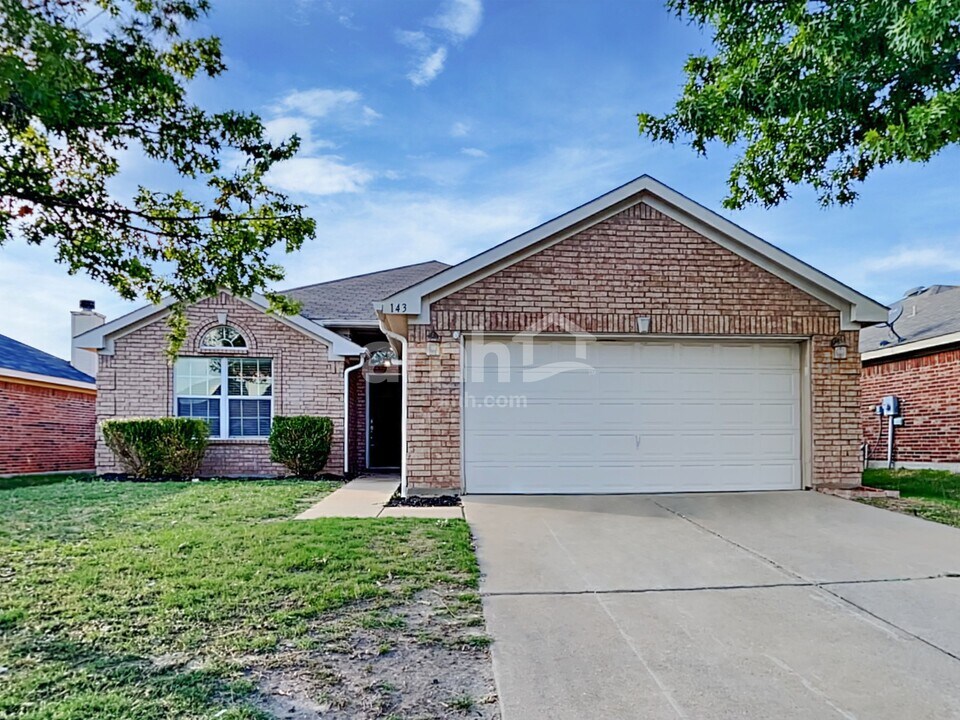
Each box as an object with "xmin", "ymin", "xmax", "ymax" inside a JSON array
[
  {"xmin": 637, "ymin": 316, "xmax": 651, "ymax": 333},
  {"xmin": 426, "ymin": 327, "xmax": 441, "ymax": 342},
  {"xmin": 369, "ymin": 347, "xmax": 398, "ymax": 368},
  {"xmin": 830, "ymin": 335, "xmax": 848, "ymax": 360}
]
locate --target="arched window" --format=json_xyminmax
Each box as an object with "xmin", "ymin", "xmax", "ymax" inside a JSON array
[{"xmin": 201, "ymin": 325, "xmax": 246, "ymax": 349}]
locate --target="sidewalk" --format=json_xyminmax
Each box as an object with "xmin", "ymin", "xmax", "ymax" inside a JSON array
[{"xmin": 296, "ymin": 475, "xmax": 463, "ymax": 519}]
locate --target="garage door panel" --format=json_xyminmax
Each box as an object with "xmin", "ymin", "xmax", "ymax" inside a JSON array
[
  {"xmin": 463, "ymin": 339, "xmax": 802, "ymax": 494},
  {"xmin": 755, "ymin": 371, "xmax": 798, "ymax": 395},
  {"xmin": 677, "ymin": 343, "xmax": 717, "ymax": 366},
  {"xmin": 717, "ymin": 343, "xmax": 756, "ymax": 365},
  {"xmin": 756, "ymin": 343, "xmax": 799, "ymax": 367},
  {"xmin": 718, "ymin": 432, "xmax": 798, "ymax": 457},
  {"xmin": 755, "ymin": 402, "xmax": 798, "ymax": 426}
]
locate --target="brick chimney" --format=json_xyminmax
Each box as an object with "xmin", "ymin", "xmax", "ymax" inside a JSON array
[{"xmin": 71, "ymin": 300, "xmax": 105, "ymax": 379}]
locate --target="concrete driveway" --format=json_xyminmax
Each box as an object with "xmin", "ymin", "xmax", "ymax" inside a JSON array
[{"xmin": 463, "ymin": 491, "xmax": 960, "ymax": 720}]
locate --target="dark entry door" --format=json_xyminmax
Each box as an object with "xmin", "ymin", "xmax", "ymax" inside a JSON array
[{"xmin": 367, "ymin": 377, "xmax": 401, "ymax": 469}]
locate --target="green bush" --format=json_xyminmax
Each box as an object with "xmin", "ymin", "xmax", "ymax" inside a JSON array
[
  {"xmin": 268, "ymin": 415, "xmax": 334, "ymax": 479},
  {"xmin": 102, "ymin": 418, "xmax": 209, "ymax": 479}
]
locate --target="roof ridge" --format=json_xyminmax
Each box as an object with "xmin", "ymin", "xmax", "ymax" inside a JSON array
[{"xmin": 281, "ymin": 260, "xmax": 449, "ymax": 293}]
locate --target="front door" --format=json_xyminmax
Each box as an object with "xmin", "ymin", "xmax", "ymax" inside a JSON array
[{"xmin": 367, "ymin": 376, "xmax": 402, "ymax": 469}]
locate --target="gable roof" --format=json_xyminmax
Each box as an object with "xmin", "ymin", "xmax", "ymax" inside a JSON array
[
  {"xmin": 0, "ymin": 333, "xmax": 95, "ymax": 385},
  {"xmin": 860, "ymin": 285, "xmax": 960, "ymax": 360},
  {"xmin": 73, "ymin": 291, "xmax": 365, "ymax": 358},
  {"xmin": 283, "ymin": 261, "xmax": 449, "ymax": 326},
  {"xmin": 376, "ymin": 175, "xmax": 888, "ymax": 329}
]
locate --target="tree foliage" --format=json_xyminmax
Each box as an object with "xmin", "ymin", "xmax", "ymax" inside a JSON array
[
  {"xmin": 1, "ymin": 0, "xmax": 314, "ymax": 348},
  {"xmin": 639, "ymin": 1, "xmax": 960, "ymax": 208}
]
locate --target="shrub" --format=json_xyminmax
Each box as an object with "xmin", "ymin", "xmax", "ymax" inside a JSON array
[
  {"xmin": 102, "ymin": 418, "xmax": 209, "ymax": 479},
  {"xmin": 269, "ymin": 415, "xmax": 334, "ymax": 479}
]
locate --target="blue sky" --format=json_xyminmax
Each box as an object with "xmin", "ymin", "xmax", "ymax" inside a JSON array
[{"xmin": 5, "ymin": 0, "xmax": 960, "ymax": 358}]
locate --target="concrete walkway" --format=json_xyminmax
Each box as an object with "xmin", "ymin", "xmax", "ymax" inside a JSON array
[
  {"xmin": 296, "ymin": 475, "xmax": 463, "ymax": 519},
  {"xmin": 465, "ymin": 491, "xmax": 960, "ymax": 720}
]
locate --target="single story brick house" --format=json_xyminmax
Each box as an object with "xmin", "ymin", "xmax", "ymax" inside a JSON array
[
  {"xmin": 0, "ymin": 330, "xmax": 97, "ymax": 475},
  {"xmin": 860, "ymin": 285, "xmax": 960, "ymax": 471},
  {"xmin": 77, "ymin": 176, "xmax": 886, "ymax": 494}
]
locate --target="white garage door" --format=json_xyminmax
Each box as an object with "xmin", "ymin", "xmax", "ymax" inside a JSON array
[{"xmin": 462, "ymin": 339, "xmax": 802, "ymax": 494}]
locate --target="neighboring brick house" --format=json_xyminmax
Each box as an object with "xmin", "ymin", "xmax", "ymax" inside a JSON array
[
  {"xmin": 78, "ymin": 176, "xmax": 886, "ymax": 492},
  {"xmin": 860, "ymin": 285, "xmax": 960, "ymax": 471},
  {"xmin": 0, "ymin": 332, "xmax": 97, "ymax": 475}
]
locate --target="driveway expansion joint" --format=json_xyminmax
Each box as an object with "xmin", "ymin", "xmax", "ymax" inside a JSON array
[
  {"xmin": 480, "ymin": 574, "xmax": 952, "ymax": 598},
  {"xmin": 652, "ymin": 498, "xmax": 960, "ymax": 665}
]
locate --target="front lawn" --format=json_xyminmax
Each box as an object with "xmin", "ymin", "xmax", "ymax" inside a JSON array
[
  {"xmin": 0, "ymin": 477, "xmax": 494, "ymax": 719},
  {"xmin": 861, "ymin": 468, "xmax": 960, "ymax": 528}
]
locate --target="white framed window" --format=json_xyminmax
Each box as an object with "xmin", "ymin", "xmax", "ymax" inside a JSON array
[
  {"xmin": 201, "ymin": 325, "xmax": 246, "ymax": 349},
  {"xmin": 174, "ymin": 357, "xmax": 273, "ymax": 438}
]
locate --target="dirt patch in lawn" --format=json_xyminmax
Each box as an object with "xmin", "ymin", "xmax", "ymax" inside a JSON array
[
  {"xmin": 245, "ymin": 588, "xmax": 499, "ymax": 719},
  {"xmin": 858, "ymin": 496, "xmax": 960, "ymax": 528}
]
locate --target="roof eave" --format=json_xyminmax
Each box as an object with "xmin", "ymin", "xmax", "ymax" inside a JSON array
[
  {"xmin": 0, "ymin": 366, "xmax": 97, "ymax": 391},
  {"xmin": 862, "ymin": 330, "xmax": 960, "ymax": 362},
  {"xmin": 74, "ymin": 292, "xmax": 365, "ymax": 359},
  {"xmin": 375, "ymin": 175, "xmax": 888, "ymax": 329}
]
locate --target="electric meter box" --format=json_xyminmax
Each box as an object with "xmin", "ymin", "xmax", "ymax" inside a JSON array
[{"xmin": 881, "ymin": 395, "xmax": 900, "ymax": 417}]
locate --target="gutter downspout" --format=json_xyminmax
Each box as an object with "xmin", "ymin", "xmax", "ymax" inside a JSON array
[
  {"xmin": 343, "ymin": 353, "xmax": 367, "ymax": 476},
  {"xmin": 378, "ymin": 317, "xmax": 408, "ymax": 499},
  {"xmin": 887, "ymin": 415, "xmax": 895, "ymax": 470}
]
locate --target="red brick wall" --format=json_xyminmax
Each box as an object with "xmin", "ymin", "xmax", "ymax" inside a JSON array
[
  {"xmin": 347, "ymin": 363, "xmax": 366, "ymax": 475},
  {"xmin": 405, "ymin": 201, "xmax": 862, "ymax": 490},
  {"xmin": 861, "ymin": 348, "xmax": 960, "ymax": 465},
  {"xmin": 0, "ymin": 379, "xmax": 95, "ymax": 474},
  {"xmin": 96, "ymin": 293, "xmax": 349, "ymax": 477}
]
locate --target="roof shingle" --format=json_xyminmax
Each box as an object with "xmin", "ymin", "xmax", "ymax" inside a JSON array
[
  {"xmin": 283, "ymin": 261, "xmax": 450, "ymax": 326},
  {"xmin": 859, "ymin": 285, "xmax": 960, "ymax": 352},
  {"xmin": 0, "ymin": 333, "xmax": 95, "ymax": 384}
]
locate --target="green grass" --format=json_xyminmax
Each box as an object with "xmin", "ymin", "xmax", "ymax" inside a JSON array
[
  {"xmin": 0, "ymin": 478, "xmax": 480, "ymax": 719},
  {"xmin": 861, "ymin": 468, "xmax": 960, "ymax": 528},
  {"xmin": 0, "ymin": 472, "xmax": 93, "ymax": 491}
]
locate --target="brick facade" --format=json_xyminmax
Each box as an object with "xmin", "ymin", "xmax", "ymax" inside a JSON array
[
  {"xmin": 404, "ymin": 201, "xmax": 863, "ymax": 490},
  {"xmin": 0, "ymin": 379, "xmax": 95, "ymax": 474},
  {"xmin": 861, "ymin": 348, "xmax": 960, "ymax": 466},
  {"xmin": 347, "ymin": 362, "xmax": 367, "ymax": 475},
  {"xmin": 96, "ymin": 293, "xmax": 349, "ymax": 477}
]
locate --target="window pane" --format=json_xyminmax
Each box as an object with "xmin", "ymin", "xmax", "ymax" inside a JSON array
[
  {"xmin": 201, "ymin": 325, "xmax": 246, "ymax": 348},
  {"xmin": 174, "ymin": 358, "xmax": 221, "ymax": 396},
  {"xmin": 176, "ymin": 398, "xmax": 220, "ymax": 436},
  {"xmin": 228, "ymin": 398, "xmax": 271, "ymax": 437},
  {"xmin": 227, "ymin": 359, "xmax": 272, "ymax": 397}
]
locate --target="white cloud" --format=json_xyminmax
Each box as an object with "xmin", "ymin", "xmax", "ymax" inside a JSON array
[
  {"xmin": 396, "ymin": 29, "xmax": 431, "ymax": 52},
  {"xmin": 450, "ymin": 121, "xmax": 470, "ymax": 137},
  {"xmin": 277, "ymin": 191, "xmax": 538, "ymax": 290},
  {"xmin": 461, "ymin": 147, "xmax": 487, "ymax": 158},
  {"xmin": 0, "ymin": 241, "xmax": 135, "ymax": 359},
  {"xmin": 409, "ymin": 47, "xmax": 448, "ymax": 87},
  {"xmin": 429, "ymin": 0, "xmax": 483, "ymax": 41},
  {"xmin": 275, "ymin": 88, "xmax": 362, "ymax": 118},
  {"xmin": 362, "ymin": 106, "xmax": 382, "ymax": 124},
  {"xmin": 267, "ymin": 156, "xmax": 373, "ymax": 196},
  {"xmin": 396, "ymin": 0, "xmax": 483, "ymax": 87},
  {"xmin": 263, "ymin": 116, "xmax": 336, "ymax": 154},
  {"xmin": 263, "ymin": 88, "xmax": 381, "ymax": 197},
  {"xmin": 396, "ymin": 30, "xmax": 447, "ymax": 87},
  {"xmin": 865, "ymin": 245, "xmax": 960, "ymax": 273}
]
